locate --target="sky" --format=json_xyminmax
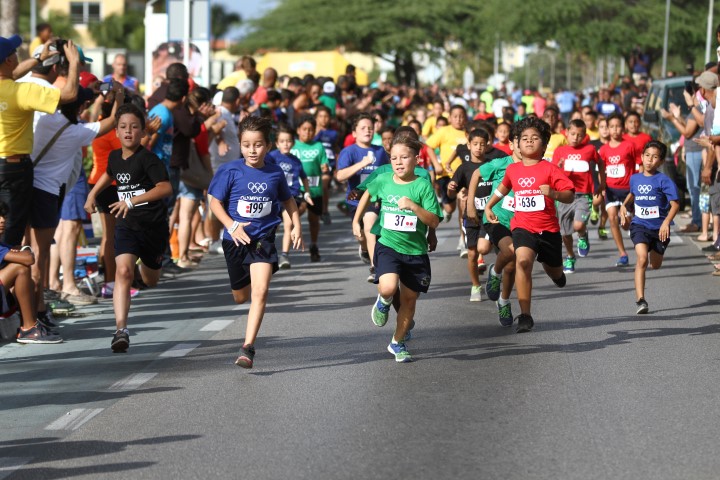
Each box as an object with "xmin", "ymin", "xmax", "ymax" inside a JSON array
[{"xmin": 215, "ymin": 0, "xmax": 277, "ymax": 40}]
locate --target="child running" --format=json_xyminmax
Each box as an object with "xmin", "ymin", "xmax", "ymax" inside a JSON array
[
  {"xmin": 353, "ymin": 135, "xmax": 442, "ymax": 362},
  {"xmin": 314, "ymin": 105, "xmax": 338, "ymax": 224},
  {"xmin": 85, "ymin": 104, "xmax": 173, "ymax": 353},
  {"xmin": 620, "ymin": 141, "xmax": 679, "ymax": 314},
  {"xmin": 290, "ymin": 114, "xmax": 328, "ymax": 262},
  {"xmin": 208, "ymin": 116, "xmax": 304, "ymax": 368},
  {"xmin": 266, "ymin": 123, "xmax": 314, "ymax": 270},
  {"xmin": 484, "ymin": 117, "xmax": 575, "ymax": 333},
  {"xmin": 599, "ymin": 113, "xmax": 640, "ymax": 267},
  {"xmin": 551, "ymin": 119, "xmax": 605, "ymax": 273}
]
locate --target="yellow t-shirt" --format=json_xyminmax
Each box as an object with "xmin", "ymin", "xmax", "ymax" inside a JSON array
[
  {"xmin": 586, "ymin": 128, "xmax": 600, "ymax": 141},
  {"xmin": 425, "ymin": 126, "xmax": 468, "ymax": 177},
  {"xmin": 0, "ymin": 79, "xmax": 60, "ymax": 157},
  {"xmin": 29, "ymin": 37, "xmax": 43, "ymax": 55},
  {"xmin": 543, "ymin": 133, "xmax": 568, "ymax": 161},
  {"xmin": 216, "ymin": 70, "xmax": 248, "ymax": 91}
]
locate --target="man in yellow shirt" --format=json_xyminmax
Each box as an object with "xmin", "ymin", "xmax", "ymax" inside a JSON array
[
  {"xmin": 28, "ymin": 23, "xmax": 52, "ymax": 56},
  {"xmin": 0, "ymin": 35, "xmax": 80, "ymax": 245},
  {"xmin": 421, "ymin": 100, "xmax": 446, "ymax": 138}
]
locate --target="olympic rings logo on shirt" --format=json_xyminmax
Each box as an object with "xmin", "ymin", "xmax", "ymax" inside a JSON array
[
  {"xmin": 279, "ymin": 162, "xmax": 292, "ymax": 172},
  {"xmin": 248, "ymin": 182, "xmax": 268, "ymax": 194},
  {"xmin": 517, "ymin": 177, "xmax": 535, "ymax": 188},
  {"xmin": 637, "ymin": 184, "xmax": 653, "ymax": 194},
  {"xmin": 116, "ymin": 173, "xmax": 131, "ymax": 184},
  {"xmin": 566, "ymin": 154, "xmax": 582, "ymax": 161},
  {"xmin": 386, "ymin": 195, "xmax": 402, "ymax": 204},
  {"xmin": 608, "ymin": 155, "xmax": 621, "ymax": 164}
]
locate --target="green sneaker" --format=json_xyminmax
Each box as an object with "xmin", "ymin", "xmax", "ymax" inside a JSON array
[
  {"xmin": 371, "ymin": 295, "xmax": 391, "ymax": 327},
  {"xmin": 590, "ymin": 206, "xmax": 599, "ymax": 225},
  {"xmin": 498, "ymin": 301, "xmax": 513, "ymax": 327},
  {"xmin": 470, "ymin": 285, "xmax": 482, "ymax": 302},
  {"xmin": 598, "ymin": 227, "xmax": 609, "ymax": 240},
  {"xmin": 485, "ymin": 264, "xmax": 502, "ymax": 301},
  {"xmin": 387, "ymin": 341, "xmax": 412, "ymax": 362},
  {"xmin": 563, "ymin": 256, "xmax": 576, "ymax": 274},
  {"xmin": 577, "ymin": 236, "xmax": 590, "ymax": 257}
]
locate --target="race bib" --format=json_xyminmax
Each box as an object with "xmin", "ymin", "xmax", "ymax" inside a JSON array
[
  {"xmin": 501, "ymin": 196, "xmax": 515, "ymax": 212},
  {"xmin": 284, "ymin": 172, "xmax": 294, "ymax": 187},
  {"xmin": 307, "ymin": 176, "xmax": 320, "ymax": 187},
  {"xmin": 636, "ymin": 205, "xmax": 660, "ymax": 219},
  {"xmin": 606, "ymin": 164, "xmax": 626, "ymax": 179},
  {"xmin": 564, "ymin": 159, "xmax": 590, "ymax": 172},
  {"xmin": 118, "ymin": 188, "xmax": 148, "ymax": 207},
  {"xmin": 474, "ymin": 196, "xmax": 489, "ymax": 210},
  {"xmin": 237, "ymin": 200, "xmax": 272, "ymax": 218},
  {"xmin": 515, "ymin": 194, "xmax": 545, "ymax": 212},
  {"xmin": 383, "ymin": 213, "xmax": 418, "ymax": 232}
]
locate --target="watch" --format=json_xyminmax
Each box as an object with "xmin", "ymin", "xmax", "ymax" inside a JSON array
[{"xmin": 33, "ymin": 52, "xmax": 42, "ymax": 63}]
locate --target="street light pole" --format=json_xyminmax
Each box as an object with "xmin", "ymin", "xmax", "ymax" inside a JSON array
[
  {"xmin": 706, "ymin": 0, "xmax": 715, "ymax": 64},
  {"xmin": 661, "ymin": 0, "xmax": 670, "ymax": 77}
]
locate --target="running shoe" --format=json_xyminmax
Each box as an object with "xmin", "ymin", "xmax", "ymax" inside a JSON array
[
  {"xmin": 577, "ymin": 236, "xmax": 590, "ymax": 257},
  {"xmin": 563, "ymin": 256, "xmax": 576, "ymax": 274},
  {"xmin": 371, "ymin": 295, "xmax": 391, "ymax": 327},
  {"xmin": 598, "ymin": 227, "xmax": 609, "ymax": 240},
  {"xmin": 457, "ymin": 236, "xmax": 464, "ymax": 251},
  {"xmin": 43, "ymin": 289, "xmax": 60, "ymax": 302},
  {"xmin": 387, "ymin": 341, "xmax": 412, "ymax": 363},
  {"xmin": 111, "ymin": 328, "xmax": 130, "ymax": 353},
  {"xmin": 470, "ymin": 285, "xmax": 482, "ymax": 302},
  {"xmin": 49, "ymin": 299, "xmax": 75, "ymax": 315},
  {"xmin": 477, "ymin": 258, "xmax": 487, "ymax": 274},
  {"xmin": 701, "ymin": 244, "xmax": 720, "ymax": 252},
  {"xmin": 208, "ymin": 240, "xmax": 223, "ymax": 255},
  {"xmin": 443, "ymin": 212, "xmax": 452, "ymax": 223},
  {"xmin": 616, "ymin": 255, "xmax": 629, "ymax": 267},
  {"xmin": 37, "ymin": 311, "xmax": 60, "ymax": 333},
  {"xmin": 235, "ymin": 344, "xmax": 255, "ymax": 368},
  {"xmin": 590, "ymin": 206, "xmax": 599, "ymax": 225},
  {"xmin": 101, "ymin": 285, "xmax": 140, "ymax": 299},
  {"xmin": 309, "ymin": 245, "xmax": 321, "ymax": 262},
  {"xmin": 359, "ymin": 247, "xmax": 371, "ymax": 264},
  {"xmin": 278, "ymin": 253, "xmax": 291, "ymax": 270},
  {"xmin": 498, "ymin": 301, "xmax": 513, "ymax": 327},
  {"xmin": 485, "ymin": 264, "xmax": 502, "ymax": 302},
  {"xmin": 459, "ymin": 246, "xmax": 468, "ymax": 258},
  {"xmin": 636, "ymin": 298, "xmax": 649, "ymax": 315},
  {"xmin": 367, "ymin": 266, "xmax": 376, "ymax": 283},
  {"xmin": 321, "ymin": 212, "xmax": 332, "ymax": 225},
  {"xmin": 403, "ymin": 319, "xmax": 416, "ymax": 342},
  {"xmin": 515, "ymin": 313, "xmax": 534, "ymax": 333},
  {"xmin": 61, "ymin": 291, "xmax": 98, "ymax": 306},
  {"xmin": 16, "ymin": 323, "xmax": 63, "ymax": 344},
  {"xmin": 552, "ymin": 272, "xmax": 567, "ymax": 288}
]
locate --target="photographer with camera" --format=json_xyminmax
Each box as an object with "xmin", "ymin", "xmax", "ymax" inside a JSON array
[{"xmin": 0, "ymin": 36, "xmax": 81, "ymax": 247}]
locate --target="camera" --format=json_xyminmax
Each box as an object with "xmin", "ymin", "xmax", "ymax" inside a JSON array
[{"xmin": 54, "ymin": 39, "xmax": 68, "ymax": 65}]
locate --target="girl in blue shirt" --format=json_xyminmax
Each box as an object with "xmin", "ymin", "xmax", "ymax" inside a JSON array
[
  {"xmin": 208, "ymin": 117, "xmax": 305, "ymax": 368},
  {"xmin": 620, "ymin": 141, "xmax": 679, "ymax": 315}
]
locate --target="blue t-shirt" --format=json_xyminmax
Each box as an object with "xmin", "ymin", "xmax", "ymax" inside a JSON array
[
  {"xmin": 266, "ymin": 150, "xmax": 307, "ymax": 198},
  {"xmin": 148, "ymin": 104, "xmax": 174, "ymax": 167},
  {"xmin": 337, "ymin": 144, "xmax": 388, "ymax": 207},
  {"xmin": 556, "ymin": 91, "xmax": 577, "ymax": 113},
  {"xmin": 630, "ymin": 172, "xmax": 678, "ymax": 230},
  {"xmin": 314, "ymin": 129, "xmax": 339, "ymax": 162},
  {"xmin": 0, "ymin": 242, "xmax": 11, "ymax": 267},
  {"xmin": 208, "ymin": 160, "xmax": 292, "ymax": 241}
]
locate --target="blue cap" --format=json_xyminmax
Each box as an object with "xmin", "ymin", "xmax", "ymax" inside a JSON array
[
  {"xmin": 0, "ymin": 35, "xmax": 22, "ymax": 63},
  {"xmin": 77, "ymin": 46, "xmax": 93, "ymax": 64}
]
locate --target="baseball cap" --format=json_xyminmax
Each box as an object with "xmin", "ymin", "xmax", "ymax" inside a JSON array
[
  {"xmin": 79, "ymin": 71, "xmax": 98, "ymax": 88},
  {"xmin": 77, "ymin": 46, "xmax": 93, "ymax": 64},
  {"xmin": 323, "ymin": 81, "xmax": 336, "ymax": 94},
  {"xmin": 695, "ymin": 71, "xmax": 719, "ymax": 90},
  {"xmin": 0, "ymin": 35, "xmax": 22, "ymax": 63},
  {"xmin": 32, "ymin": 44, "xmax": 61, "ymax": 67}
]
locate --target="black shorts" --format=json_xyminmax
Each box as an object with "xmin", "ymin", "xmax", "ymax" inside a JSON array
[
  {"xmin": 90, "ymin": 184, "xmax": 119, "ymax": 214},
  {"xmin": 114, "ymin": 225, "xmax": 168, "ymax": 270},
  {"xmin": 348, "ymin": 202, "xmax": 380, "ymax": 219},
  {"xmin": 462, "ymin": 219, "xmax": 488, "ymax": 247},
  {"xmin": 373, "ymin": 242, "xmax": 432, "ymax": 293},
  {"xmin": 484, "ymin": 222, "xmax": 513, "ymax": 248},
  {"xmin": 512, "ymin": 228, "xmax": 563, "ymax": 268},
  {"xmin": 436, "ymin": 177, "xmax": 455, "ymax": 206},
  {"xmin": 606, "ymin": 187, "xmax": 630, "ymax": 209},
  {"xmin": 30, "ymin": 188, "xmax": 60, "ymax": 229},
  {"xmin": 305, "ymin": 196, "xmax": 323, "ymax": 216},
  {"xmin": 222, "ymin": 235, "xmax": 279, "ymax": 291},
  {"xmin": 630, "ymin": 223, "xmax": 670, "ymax": 255}
]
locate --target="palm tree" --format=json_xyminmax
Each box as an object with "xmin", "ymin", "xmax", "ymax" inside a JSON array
[
  {"xmin": 1, "ymin": 0, "xmax": 19, "ymax": 38},
  {"xmin": 210, "ymin": 4, "xmax": 241, "ymax": 52}
]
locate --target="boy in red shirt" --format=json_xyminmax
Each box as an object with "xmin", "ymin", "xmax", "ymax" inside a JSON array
[
  {"xmin": 484, "ymin": 117, "xmax": 575, "ymax": 333},
  {"xmin": 551, "ymin": 119, "xmax": 606, "ymax": 272}
]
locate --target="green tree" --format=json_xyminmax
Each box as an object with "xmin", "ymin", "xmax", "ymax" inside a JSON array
[
  {"xmin": 88, "ymin": 11, "xmax": 145, "ymax": 51},
  {"xmin": 211, "ymin": 4, "xmax": 241, "ymax": 51}
]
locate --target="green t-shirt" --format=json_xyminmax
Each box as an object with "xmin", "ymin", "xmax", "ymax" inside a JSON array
[
  {"xmin": 290, "ymin": 140, "xmax": 328, "ymax": 197},
  {"xmin": 478, "ymin": 155, "xmax": 515, "ymax": 229},
  {"xmin": 367, "ymin": 172, "xmax": 443, "ymax": 256},
  {"xmin": 371, "ymin": 133, "xmax": 383, "ymax": 146},
  {"xmin": 318, "ymin": 94, "xmax": 337, "ymax": 116}
]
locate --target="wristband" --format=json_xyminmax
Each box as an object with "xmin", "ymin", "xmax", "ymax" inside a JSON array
[
  {"xmin": 494, "ymin": 189, "xmax": 504, "ymax": 199},
  {"xmin": 124, "ymin": 198, "xmax": 134, "ymax": 209},
  {"xmin": 303, "ymin": 192, "xmax": 312, "ymax": 200},
  {"xmin": 227, "ymin": 221, "xmax": 240, "ymax": 234},
  {"xmin": 20, "ymin": 246, "xmax": 33, "ymax": 252}
]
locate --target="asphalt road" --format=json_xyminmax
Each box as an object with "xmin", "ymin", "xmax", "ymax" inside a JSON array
[{"xmin": 0, "ymin": 204, "xmax": 718, "ymax": 480}]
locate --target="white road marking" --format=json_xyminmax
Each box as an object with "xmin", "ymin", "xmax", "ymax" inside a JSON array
[
  {"xmin": 45, "ymin": 408, "xmax": 104, "ymax": 430},
  {"xmin": 200, "ymin": 320, "xmax": 234, "ymax": 331},
  {"xmin": 159, "ymin": 343, "xmax": 201, "ymax": 358},
  {"xmin": 0, "ymin": 457, "xmax": 32, "ymax": 480},
  {"xmin": 107, "ymin": 372, "xmax": 158, "ymax": 391},
  {"xmin": 232, "ymin": 304, "xmax": 249, "ymax": 311}
]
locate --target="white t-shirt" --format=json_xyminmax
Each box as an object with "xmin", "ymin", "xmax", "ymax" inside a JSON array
[
  {"xmin": 16, "ymin": 74, "xmax": 57, "ymax": 132},
  {"xmin": 32, "ymin": 112, "xmax": 100, "ymax": 195},
  {"xmin": 209, "ymin": 105, "xmax": 241, "ymax": 170},
  {"xmin": 492, "ymin": 98, "xmax": 510, "ymax": 118}
]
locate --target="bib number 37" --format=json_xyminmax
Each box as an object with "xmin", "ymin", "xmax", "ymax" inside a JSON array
[{"xmin": 383, "ymin": 213, "xmax": 418, "ymax": 232}]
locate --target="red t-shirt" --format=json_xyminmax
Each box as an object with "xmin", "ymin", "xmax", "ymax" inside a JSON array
[
  {"xmin": 195, "ymin": 124, "xmax": 210, "ymax": 156},
  {"xmin": 343, "ymin": 132, "xmax": 356, "ymax": 148},
  {"xmin": 501, "ymin": 160, "xmax": 575, "ymax": 233},
  {"xmin": 494, "ymin": 142, "xmax": 512, "ymax": 156},
  {"xmin": 599, "ymin": 140, "xmax": 639, "ymax": 190},
  {"xmin": 418, "ymin": 144, "xmax": 430, "ymax": 168},
  {"xmin": 551, "ymin": 144, "xmax": 599, "ymax": 194},
  {"xmin": 622, "ymin": 132, "xmax": 652, "ymax": 163}
]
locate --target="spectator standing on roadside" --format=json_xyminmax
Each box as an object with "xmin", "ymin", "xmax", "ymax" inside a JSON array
[{"xmin": 103, "ymin": 54, "xmax": 139, "ymax": 92}]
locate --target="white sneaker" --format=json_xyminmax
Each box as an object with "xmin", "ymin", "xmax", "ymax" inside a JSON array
[
  {"xmin": 457, "ymin": 236, "xmax": 464, "ymax": 251},
  {"xmin": 459, "ymin": 247, "xmax": 468, "ymax": 258},
  {"xmin": 209, "ymin": 240, "xmax": 223, "ymax": 255}
]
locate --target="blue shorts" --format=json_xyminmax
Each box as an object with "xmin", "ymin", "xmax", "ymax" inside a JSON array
[
  {"xmin": 60, "ymin": 178, "xmax": 89, "ymax": 221},
  {"xmin": 222, "ymin": 234, "xmax": 279, "ymax": 290},
  {"xmin": 114, "ymin": 225, "xmax": 168, "ymax": 270},
  {"xmin": 630, "ymin": 223, "xmax": 670, "ymax": 255},
  {"xmin": 606, "ymin": 187, "xmax": 630, "ymax": 209},
  {"xmin": 30, "ymin": 188, "xmax": 60, "ymax": 229},
  {"xmin": 178, "ymin": 180, "xmax": 203, "ymax": 201},
  {"xmin": 373, "ymin": 242, "xmax": 431, "ymax": 293}
]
